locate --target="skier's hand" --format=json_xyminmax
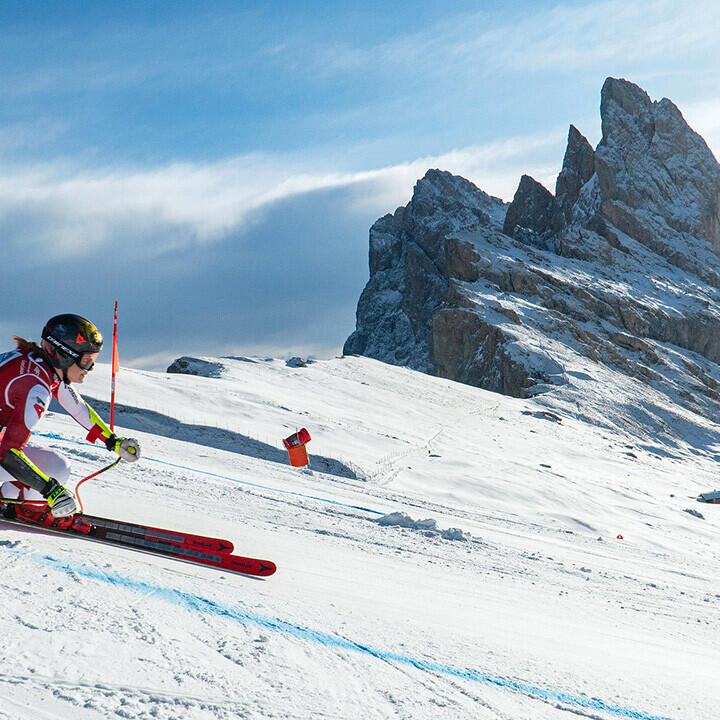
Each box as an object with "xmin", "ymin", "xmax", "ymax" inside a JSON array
[
  {"xmin": 117, "ymin": 437, "xmax": 141, "ymax": 462},
  {"xmin": 106, "ymin": 434, "xmax": 141, "ymax": 462},
  {"xmin": 46, "ymin": 482, "xmax": 79, "ymax": 518}
]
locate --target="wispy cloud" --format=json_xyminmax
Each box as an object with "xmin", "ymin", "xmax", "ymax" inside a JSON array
[
  {"xmin": 0, "ymin": 127, "xmax": 565, "ymax": 263},
  {"xmin": 307, "ymin": 0, "xmax": 720, "ymax": 79},
  {"xmin": 0, "ymin": 125, "xmax": 567, "ymax": 365},
  {"xmin": 682, "ymin": 97, "xmax": 720, "ymax": 157},
  {"xmin": 473, "ymin": 0, "xmax": 720, "ymax": 73}
]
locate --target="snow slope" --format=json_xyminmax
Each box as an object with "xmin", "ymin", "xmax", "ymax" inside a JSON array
[{"xmin": 0, "ymin": 355, "xmax": 718, "ymax": 719}]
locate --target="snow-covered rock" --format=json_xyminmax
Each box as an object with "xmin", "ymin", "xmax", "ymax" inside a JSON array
[
  {"xmin": 343, "ymin": 170, "xmax": 508, "ymax": 373},
  {"xmin": 344, "ymin": 77, "xmax": 720, "ymax": 443},
  {"xmin": 375, "ymin": 511, "xmax": 471, "ymax": 541},
  {"xmin": 166, "ymin": 356, "xmax": 224, "ymax": 378}
]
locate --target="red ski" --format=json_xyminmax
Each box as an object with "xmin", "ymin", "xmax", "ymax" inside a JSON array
[
  {"xmin": 1, "ymin": 504, "xmax": 276, "ymax": 577},
  {"xmin": 81, "ymin": 514, "xmax": 235, "ymax": 555},
  {"xmin": 90, "ymin": 520, "xmax": 276, "ymax": 577}
]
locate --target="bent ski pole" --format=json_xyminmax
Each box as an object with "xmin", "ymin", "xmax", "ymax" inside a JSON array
[
  {"xmin": 74, "ymin": 457, "xmax": 122, "ymax": 513},
  {"xmin": 2, "ymin": 458, "xmax": 121, "ymax": 511}
]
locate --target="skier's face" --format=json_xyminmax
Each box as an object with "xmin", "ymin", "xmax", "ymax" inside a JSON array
[
  {"xmin": 66, "ymin": 352, "xmax": 99, "ymax": 384},
  {"xmin": 77, "ymin": 352, "xmax": 97, "ymax": 371}
]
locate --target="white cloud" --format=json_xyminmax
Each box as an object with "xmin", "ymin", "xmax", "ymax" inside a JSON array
[
  {"xmin": 0, "ymin": 128, "xmax": 566, "ymax": 259},
  {"xmin": 475, "ymin": 0, "xmax": 720, "ymax": 73},
  {"xmin": 681, "ymin": 98, "xmax": 720, "ymax": 158},
  {"xmin": 344, "ymin": 129, "xmax": 567, "ymax": 216},
  {"xmin": 308, "ymin": 0, "xmax": 720, "ymax": 82}
]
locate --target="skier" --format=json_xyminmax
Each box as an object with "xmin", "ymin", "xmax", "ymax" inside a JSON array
[{"xmin": 0, "ymin": 314, "xmax": 140, "ymax": 522}]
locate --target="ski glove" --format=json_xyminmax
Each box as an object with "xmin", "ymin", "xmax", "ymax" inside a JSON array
[
  {"xmin": 105, "ymin": 434, "xmax": 141, "ymax": 462},
  {"xmin": 46, "ymin": 482, "xmax": 79, "ymax": 518}
]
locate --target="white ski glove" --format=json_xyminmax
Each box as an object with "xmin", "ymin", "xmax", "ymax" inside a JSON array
[
  {"xmin": 105, "ymin": 434, "xmax": 141, "ymax": 462},
  {"xmin": 46, "ymin": 483, "xmax": 79, "ymax": 518}
]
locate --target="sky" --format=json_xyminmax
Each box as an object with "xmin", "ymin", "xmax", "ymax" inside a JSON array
[{"xmin": 2, "ymin": 0, "xmax": 720, "ymax": 368}]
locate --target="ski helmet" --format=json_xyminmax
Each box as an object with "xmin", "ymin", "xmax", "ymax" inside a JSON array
[{"xmin": 41, "ymin": 314, "xmax": 103, "ymax": 370}]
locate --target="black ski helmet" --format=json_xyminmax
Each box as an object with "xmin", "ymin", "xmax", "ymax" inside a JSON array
[{"xmin": 41, "ymin": 314, "xmax": 103, "ymax": 370}]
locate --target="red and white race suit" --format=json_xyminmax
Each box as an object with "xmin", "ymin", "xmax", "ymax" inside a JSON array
[{"xmin": 0, "ymin": 346, "xmax": 113, "ymax": 497}]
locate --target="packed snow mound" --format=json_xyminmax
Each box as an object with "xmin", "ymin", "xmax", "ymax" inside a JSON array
[{"xmin": 376, "ymin": 511, "xmax": 471, "ymax": 541}]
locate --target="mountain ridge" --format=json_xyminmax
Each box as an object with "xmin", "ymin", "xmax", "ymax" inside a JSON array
[{"xmin": 344, "ymin": 77, "xmax": 720, "ymax": 446}]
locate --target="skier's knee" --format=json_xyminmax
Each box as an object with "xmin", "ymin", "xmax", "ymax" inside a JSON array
[{"xmin": 23, "ymin": 447, "xmax": 71, "ymax": 484}]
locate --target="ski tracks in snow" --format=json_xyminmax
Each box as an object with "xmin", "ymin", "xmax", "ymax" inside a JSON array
[{"xmin": 367, "ymin": 425, "xmax": 446, "ymax": 487}]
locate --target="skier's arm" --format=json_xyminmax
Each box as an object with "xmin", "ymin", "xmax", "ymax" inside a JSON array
[{"xmin": 55, "ymin": 382, "xmax": 141, "ymax": 462}]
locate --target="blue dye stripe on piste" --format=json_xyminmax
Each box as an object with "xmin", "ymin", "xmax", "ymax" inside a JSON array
[
  {"xmin": 13, "ymin": 547, "xmax": 672, "ymax": 720},
  {"xmin": 35, "ymin": 432, "xmax": 385, "ymax": 515}
]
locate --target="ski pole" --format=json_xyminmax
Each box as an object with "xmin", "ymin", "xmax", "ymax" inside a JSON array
[
  {"xmin": 110, "ymin": 301, "xmax": 118, "ymax": 430},
  {"xmin": 0, "ymin": 498, "xmax": 48, "ymax": 507},
  {"xmin": 74, "ymin": 457, "xmax": 121, "ymax": 513},
  {"xmin": 1, "ymin": 459, "xmax": 121, "ymax": 512}
]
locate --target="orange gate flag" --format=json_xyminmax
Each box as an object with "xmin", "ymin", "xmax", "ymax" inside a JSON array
[{"xmin": 112, "ymin": 333, "xmax": 119, "ymax": 373}]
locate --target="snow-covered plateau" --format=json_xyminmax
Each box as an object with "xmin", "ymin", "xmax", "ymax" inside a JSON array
[{"xmin": 1, "ymin": 354, "xmax": 718, "ymax": 719}]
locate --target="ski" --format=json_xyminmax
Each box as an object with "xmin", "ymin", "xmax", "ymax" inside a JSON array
[
  {"xmin": 80, "ymin": 514, "xmax": 235, "ymax": 555},
  {"xmin": 1, "ymin": 506, "xmax": 276, "ymax": 577},
  {"xmin": 0, "ymin": 501, "xmax": 235, "ymax": 554},
  {"xmin": 87, "ymin": 519, "xmax": 277, "ymax": 576}
]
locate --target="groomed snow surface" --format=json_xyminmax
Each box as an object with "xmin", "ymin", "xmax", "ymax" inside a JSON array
[{"xmin": 0, "ymin": 355, "xmax": 717, "ymax": 719}]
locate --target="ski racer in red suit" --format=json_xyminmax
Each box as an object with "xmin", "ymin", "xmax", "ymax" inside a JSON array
[{"xmin": 0, "ymin": 314, "xmax": 140, "ymax": 519}]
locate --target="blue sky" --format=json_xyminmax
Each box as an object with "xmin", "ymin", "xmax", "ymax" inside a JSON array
[{"xmin": 2, "ymin": 1, "xmax": 720, "ymax": 367}]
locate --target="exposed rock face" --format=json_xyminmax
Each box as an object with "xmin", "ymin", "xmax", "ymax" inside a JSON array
[
  {"xmin": 344, "ymin": 78, "xmax": 720, "ymax": 438},
  {"xmin": 343, "ymin": 170, "xmax": 507, "ymax": 372},
  {"xmin": 595, "ymin": 77, "xmax": 720, "ymax": 257},
  {"xmin": 503, "ymin": 175, "xmax": 555, "ymax": 239},
  {"xmin": 554, "ymin": 125, "xmax": 595, "ymax": 229},
  {"xmin": 167, "ymin": 357, "xmax": 223, "ymax": 378}
]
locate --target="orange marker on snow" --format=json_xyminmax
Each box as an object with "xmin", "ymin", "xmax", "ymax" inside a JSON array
[{"xmin": 283, "ymin": 428, "xmax": 311, "ymax": 467}]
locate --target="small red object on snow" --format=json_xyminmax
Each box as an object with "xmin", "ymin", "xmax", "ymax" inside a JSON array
[
  {"xmin": 283, "ymin": 428, "xmax": 311, "ymax": 467},
  {"xmin": 616, "ymin": 534, "xmax": 624, "ymax": 540}
]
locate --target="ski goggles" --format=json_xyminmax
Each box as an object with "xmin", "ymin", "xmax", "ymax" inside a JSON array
[{"xmin": 77, "ymin": 353, "xmax": 97, "ymax": 371}]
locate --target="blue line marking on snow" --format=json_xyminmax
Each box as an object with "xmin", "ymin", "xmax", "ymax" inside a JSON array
[
  {"xmin": 143, "ymin": 456, "xmax": 384, "ymax": 515},
  {"xmin": 10, "ymin": 547, "xmax": 672, "ymax": 720},
  {"xmin": 36, "ymin": 432, "xmax": 385, "ymax": 516}
]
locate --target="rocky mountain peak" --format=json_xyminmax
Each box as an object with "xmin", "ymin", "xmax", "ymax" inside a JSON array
[
  {"xmin": 344, "ymin": 78, "xmax": 720, "ymax": 445},
  {"xmin": 502, "ymin": 175, "xmax": 555, "ymax": 238},
  {"xmin": 596, "ymin": 77, "xmax": 720, "ymax": 252},
  {"xmin": 344, "ymin": 170, "xmax": 508, "ymax": 372},
  {"xmin": 406, "ymin": 169, "xmax": 507, "ymax": 234},
  {"xmin": 554, "ymin": 125, "xmax": 595, "ymax": 228},
  {"xmin": 599, "ymin": 77, "xmax": 655, "ymax": 144}
]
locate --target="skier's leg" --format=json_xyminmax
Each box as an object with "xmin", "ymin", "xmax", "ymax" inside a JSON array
[
  {"xmin": 1, "ymin": 447, "xmax": 75, "ymax": 526},
  {"xmin": 23, "ymin": 447, "xmax": 71, "ymax": 484},
  {"xmin": 0, "ymin": 446, "xmax": 70, "ymax": 502}
]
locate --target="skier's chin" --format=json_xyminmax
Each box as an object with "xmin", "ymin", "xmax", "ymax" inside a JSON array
[{"xmin": 67, "ymin": 369, "xmax": 87, "ymax": 384}]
